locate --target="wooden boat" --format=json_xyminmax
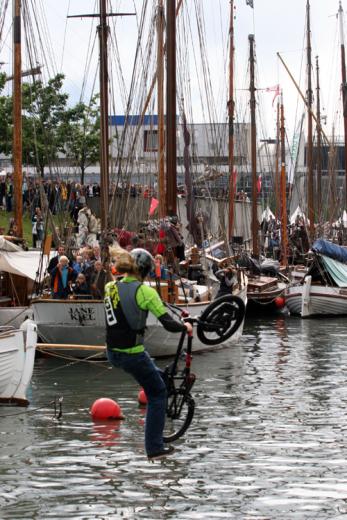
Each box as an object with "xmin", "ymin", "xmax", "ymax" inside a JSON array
[
  {"xmin": 285, "ymin": 240, "xmax": 347, "ymax": 317},
  {"xmin": 0, "ymin": 319, "xmax": 37, "ymax": 405},
  {"xmin": 32, "ymin": 272, "xmax": 247, "ymax": 358}
]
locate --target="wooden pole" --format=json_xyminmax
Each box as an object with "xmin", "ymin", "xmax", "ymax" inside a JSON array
[
  {"xmin": 315, "ymin": 55, "xmax": 322, "ymax": 223},
  {"xmin": 13, "ymin": 0, "xmax": 22, "ymax": 237},
  {"xmin": 98, "ymin": 0, "xmax": 109, "ymax": 233},
  {"xmin": 157, "ymin": 0, "xmax": 166, "ymax": 218},
  {"xmin": 166, "ymin": 0, "xmax": 177, "ymax": 216},
  {"xmin": 338, "ymin": 1, "xmax": 347, "ymax": 211},
  {"xmin": 277, "ymin": 52, "xmax": 330, "ymax": 147},
  {"xmin": 275, "ymin": 101, "xmax": 280, "ymax": 223},
  {"xmin": 249, "ymin": 34, "xmax": 259, "ymax": 258},
  {"xmin": 280, "ymin": 93, "xmax": 288, "ymax": 267},
  {"xmin": 306, "ymin": 0, "xmax": 315, "ymax": 240},
  {"xmin": 228, "ymin": 0, "xmax": 235, "ymax": 241}
]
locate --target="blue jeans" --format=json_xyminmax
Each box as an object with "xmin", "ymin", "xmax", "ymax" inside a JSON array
[{"xmin": 107, "ymin": 349, "xmax": 167, "ymax": 456}]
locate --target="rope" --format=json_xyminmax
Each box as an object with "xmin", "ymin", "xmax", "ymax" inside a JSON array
[{"xmin": 0, "ymin": 399, "xmax": 56, "ymax": 418}]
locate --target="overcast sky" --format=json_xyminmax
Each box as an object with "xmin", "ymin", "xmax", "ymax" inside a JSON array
[{"xmin": 1, "ymin": 0, "xmax": 345, "ymax": 140}]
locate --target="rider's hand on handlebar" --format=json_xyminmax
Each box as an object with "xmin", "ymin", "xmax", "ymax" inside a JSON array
[{"xmin": 184, "ymin": 322, "xmax": 193, "ymax": 334}]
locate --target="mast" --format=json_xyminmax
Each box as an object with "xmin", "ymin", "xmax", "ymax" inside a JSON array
[
  {"xmin": 315, "ymin": 55, "xmax": 322, "ymax": 224},
  {"xmin": 275, "ymin": 101, "xmax": 280, "ymax": 223},
  {"xmin": 166, "ymin": 0, "xmax": 177, "ymax": 216},
  {"xmin": 13, "ymin": 0, "xmax": 22, "ymax": 238},
  {"xmin": 98, "ymin": 0, "xmax": 109, "ymax": 232},
  {"xmin": 157, "ymin": 0, "xmax": 166, "ymax": 218},
  {"xmin": 249, "ymin": 34, "xmax": 258, "ymax": 258},
  {"xmin": 228, "ymin": 0, "xmax": 235, "ymax": 240},
  {"xmin": 306, "ymin": 0, "xmax": 314, "ymax": 240},
  {"xmin": 68, "ymin": 5, "xmax": 135, "ymax": 232},
  {"xmin": 338, "ymin": 0, "xmax": 347, "ymax": 211},
  {"xmin": 280, "ymin": 92, "xmax": 288, "ymax": 267}
]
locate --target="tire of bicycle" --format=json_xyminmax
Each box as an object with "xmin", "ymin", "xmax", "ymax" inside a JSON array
[
  {"xmin": 197, "ymin": 294, "xmax": 246, "ymax": 346},
  {"xmin": 163, "ymin": 393, "xmax": 195, "ymax": 443}
]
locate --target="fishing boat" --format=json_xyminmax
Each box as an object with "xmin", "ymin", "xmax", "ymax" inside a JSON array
[
  {"xmin": 32, "ymin": 1, "xmax": 247, "ymax": 358},
  {"xmin": 230, "ymin": 34, "xmax": 287, "ymax": 313},
  {"xmin": 33, "ymin": 274, "xmax": 247, "ymax": 358},
  {"xmin": 0, "ymin": 318, "xmax": 37, "ymax": 405},
  {"xmin": 285, "ymin": 239, "xmax": 347, "ymax": 317}
]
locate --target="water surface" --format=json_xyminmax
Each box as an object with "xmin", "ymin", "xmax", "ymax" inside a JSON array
[{"xmin": 1, "ymin": 315, "xmax": 347, "ymax": 519}]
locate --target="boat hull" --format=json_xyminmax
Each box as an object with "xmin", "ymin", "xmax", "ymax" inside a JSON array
[
  {"xmin": 247, "ymin": 281, "xmax": 287, "ymax": 314},
  {"xmin": 32, "ymin": 287, "xmax": 247, "ymax": 358},
  {"xmin": 0, "ymin": 319, "xmax": 37, "ymax": 405},
  {"xmin": 0, "ymin": 306, "xmax": 33, "ymax": 328},
  {"xmin": 285, "ymin": 276, "xmax": 347, "ymax": 317}
]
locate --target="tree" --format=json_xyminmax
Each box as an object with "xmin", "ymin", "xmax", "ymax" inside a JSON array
[
  {"xmin": 0, "ymin": 73, "xmax": 13, "ymax": 157},
  {"xmin": 61, "ymin": 96, "xmax": 100, "ymax": 185},
  {"xmin": 21, "ymin": 73, "xmax": 69, "ymax": 176}
]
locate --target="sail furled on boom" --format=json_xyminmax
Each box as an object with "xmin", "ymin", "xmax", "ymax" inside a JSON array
[{"xmin": 182, "ymin": 111, "xmax": 199, "ymax": 243}]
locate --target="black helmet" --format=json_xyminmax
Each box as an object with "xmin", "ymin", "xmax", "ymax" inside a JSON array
[{"xmin": 130, "ymin": 248, "xmax": 154, "ymax": 279}]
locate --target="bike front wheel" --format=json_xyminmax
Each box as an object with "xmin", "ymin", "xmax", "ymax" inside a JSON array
[{"xmin": 163, "ymin": 393, "xmax": 195, "ymax": 443}]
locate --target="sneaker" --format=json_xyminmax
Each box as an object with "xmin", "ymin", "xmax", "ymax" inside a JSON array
[{"xmin": 147, "ymin": 445, "xmax": 175, "ymax": 461}]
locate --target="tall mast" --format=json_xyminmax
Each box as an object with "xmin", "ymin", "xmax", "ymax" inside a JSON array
[
  {"xmin": 157, "ymin": 0, "xmax": 166, "ymax": 218},
  {"xmin": 338, "ymin": 0, "xmax": 347, "ymax": 211},
  {"xmin": 275, "ymin": 101, "xmax": 280, "ymax": 223},
  {"xmin": 13, "ymin": 0, "xmax": 22, "ymax": 237},
  {"xmin": 315, "ymin": 55, "xmax": 322, "ymax": 224},
  {"xmin": 166, "ymin": 0, "xmax": 177, "ymax": 216},
  {"xmin": 68, "ymin": 6, "xmax": 135, "ymax": 232},
  {"xmin": 306, "ymin": 0, "xmax": 314, "ymax": 240},
  {"xmin": 98, "ymin": 0, "xmax": 109, "ymax": 232},
  {"xmin": 280, "ymin": 92, "xmax": 288, "ymax": 267},
  {"xmin": 228, "ymin": 0, "xmax": 235, "ymax": 240},
  {"xmin": 249, "ymin": 34, "xmax": 258, "ymax": 258}
]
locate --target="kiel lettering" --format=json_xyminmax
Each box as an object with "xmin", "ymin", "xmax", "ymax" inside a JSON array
[{"xmin": 68, "ymin": 307, "xmax": 95, "ymax": 325}]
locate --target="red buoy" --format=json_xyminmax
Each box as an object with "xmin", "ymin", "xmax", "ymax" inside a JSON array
[
  {"xmin": 274, "ymin": 296, "xmax": 285, "ymax": 309},
  {"xmin": 138, "ymin": 388, "xmax": 148, "ymax": 406},
  {"xmin": 90, "ymin": 398, "xmax": 124, "ymax": 421}
]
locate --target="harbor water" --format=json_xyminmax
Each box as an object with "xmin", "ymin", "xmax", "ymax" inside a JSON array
[{"xmin": 1, "ymin": 315, "xmax": 347, "ymax": 519}]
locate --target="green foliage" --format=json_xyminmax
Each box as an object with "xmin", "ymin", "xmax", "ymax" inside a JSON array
[
  {"xmin": 22, "ymin": 74, "xmax": 69, "ymax": 176},
  {"xmin": 60, "ymin": 95, "xmax": 100, "ymax": 184},
  {"xmin": 0, "ymin": 73, "xmax": 101, "ymax": 180}
]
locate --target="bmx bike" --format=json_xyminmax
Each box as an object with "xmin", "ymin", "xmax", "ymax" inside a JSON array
[{"xmin": 163, "ymin": 294, "xmax": 245, "ymax": 442}]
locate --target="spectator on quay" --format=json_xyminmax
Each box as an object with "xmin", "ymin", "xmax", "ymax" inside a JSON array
[
  {"xmin": 90, "ymin": 260, "xmax": 111, "ymax": 299},
  {"xmin": 72, "ymin": 254, "xmax": 84, "ymax": 274},
  {"xmin": 31, "ymin": 207, "xmax": 44, "ymax": 248},
  {"xmin": 72, "ymin": 273, "xmax": 91, "ymax": 299},
  {"xmin": 7, "ymin": 218, "xmax": 18, "ymax": 237},
  {"xmin": 50, "ymin": 256, "xmax": 77, "ymax": 299},
  {"xmin": 5, "ymin": 177, "xmax": 13, "ymax": 212},
  {"xmin": 87, "ymin": 211, "xmax": 99, "ymax": 246},
  {"xmin": 0, "ymin": 176, "xmax": 6, "ymax": 208},
  {"xmin": 48, "ymin": 244, "xmax": 68, "ymax": 275}
]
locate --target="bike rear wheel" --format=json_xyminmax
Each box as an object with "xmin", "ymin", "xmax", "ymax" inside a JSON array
[{"xmin": 163, "ymin": 392, "xmax": 195, "ymax": 443}]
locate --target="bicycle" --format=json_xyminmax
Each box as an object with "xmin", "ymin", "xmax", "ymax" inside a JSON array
[{"xmin": 163, "ymin": 294, "xmax": 245, "ymax": 442}]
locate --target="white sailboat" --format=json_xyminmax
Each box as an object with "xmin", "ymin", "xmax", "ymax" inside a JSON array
[{"xmin": 285, "ymin": 239, "xmax": 347, "ymax": 317}]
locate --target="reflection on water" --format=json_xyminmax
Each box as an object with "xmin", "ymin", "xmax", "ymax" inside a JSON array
[{"xmin": 1, "ymin": 316, "xmax": 347, "ymax": 518}]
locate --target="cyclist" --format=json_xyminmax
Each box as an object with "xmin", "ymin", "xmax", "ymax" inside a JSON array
[{"xmin": 104, "ymin": 248, "xmax": 193, "ymax": 460}]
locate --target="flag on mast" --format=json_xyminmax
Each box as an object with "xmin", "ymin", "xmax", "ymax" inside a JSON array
[
  {"xmin": 246, "ymin": 0, "xmax": 254, "ymax": 7},
  {"xmin": 265, "ymin": 84, "xmax": 281, "ymax": 106}
]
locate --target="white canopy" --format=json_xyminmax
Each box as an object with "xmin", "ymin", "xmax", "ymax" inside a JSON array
[
  {"xmin": 261, "ymin": 206, "xmax": 275, "ymax": 222},
  {"xmin": 0, "ymin": 236, "xmax": 22, "ymax": 252},
  {"xmin": 0, "ymin": 249, "xmax": 48, "ymax": 281},
  {"xmin": 290, "ymin": 206, "xmax": 309, "ymax": 225}
]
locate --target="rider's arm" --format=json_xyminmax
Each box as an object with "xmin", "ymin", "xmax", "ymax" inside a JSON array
[{"xmin": 136, "ymin": 284, "xmax": 186, "ymax": 333}]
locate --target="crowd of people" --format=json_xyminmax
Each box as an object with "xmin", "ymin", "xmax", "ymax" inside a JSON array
[
  {"xmin": 45, "ymin": 216, "xmax": 186, "ymax": 300},
  {"xmin": 47, "ymin": 243, "xmax": 113, "ymax": 300}
]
